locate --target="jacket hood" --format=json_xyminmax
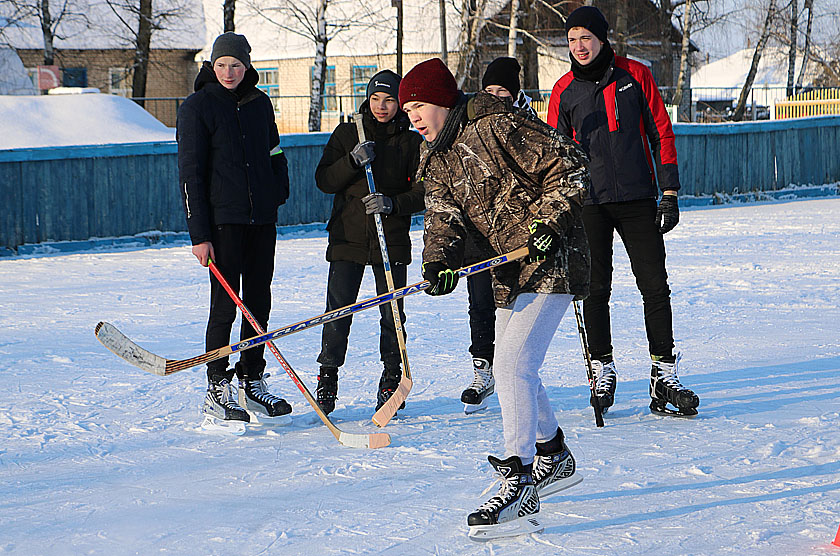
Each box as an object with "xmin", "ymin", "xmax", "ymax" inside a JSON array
[
  {"xmin": 468, "ymin": 91, "xmax": 515, "ymax": 120},
  {"xmin": 194, "ymin": 61, "xmax": 259, "ymax": 95}
]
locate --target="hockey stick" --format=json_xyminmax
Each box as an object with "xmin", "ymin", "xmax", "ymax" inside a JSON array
[
  {"xmin": 208, "ymin": 261, "xmax": 390, "ymax": 449},
  {"xmin": 354, "ymin": 113, "xmax": 411, "ymax": 428},
  {"xmin": 95, "ymin": 247, "xmax": 529, "ymax": 378},
  {"xmin": 573, "ymin": 300, "xmax": 605, "ymax": 428}
]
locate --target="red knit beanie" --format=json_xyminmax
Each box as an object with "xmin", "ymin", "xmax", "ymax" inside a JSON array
[{"xmin": 399, "ymin": 58, "xmax": 459, "ymax": 108}]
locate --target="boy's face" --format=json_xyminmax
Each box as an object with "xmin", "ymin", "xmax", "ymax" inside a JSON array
[
  {"xmin": 567, "ymin": 27, "xmax": 603, "ymax": 66},
  {"xmin": 369, "ymin": 92, "xmax": 399, "ymax": 123},
  {"xmin": 483, "ymin": 85, "xmax": 513, "ymax": 98},
  {"xmin": 403, "ymin": 101, "xmax": 450, "ymax": 142},
  {"xmin": 213, "ymin": 56, "xmax": 247, "ymax": 90}
]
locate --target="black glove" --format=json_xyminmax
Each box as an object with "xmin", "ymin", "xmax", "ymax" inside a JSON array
[
  {"xmin": 527, "ymin": 220, "xmax": 560, "ymax": 263},
  {"xmin": 361, "ymin": 193, "xmax": 393, "ymax": 215},
  {"xmin": 422, "ymin": 262, "xmax": 459, "ymax": 296},
  {"xmin": 350, "ymin": 140, "xmax": 376, "ymax": 168},
  {"xmin": 656, "ymin": 194, "xmax": 679, "ymax": 234}
]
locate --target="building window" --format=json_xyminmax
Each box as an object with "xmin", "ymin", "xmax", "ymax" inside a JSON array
[
  {"xmin": 109, "ymin": 68, "xmax": 132, "ymax": 97},
  {"xmin": 310, "ymin": 65, "xmax": 336, "ymax": 111},
  {"xmin": 257, "ymin": 67, "xmax": 280, "ymax": 112},
  {"xmin": 352, "ymin": 65, "xmax": 377, "ymax": 110},
  {"xmin": 62, "ymin": 67, "xmax": 87, "ymax": 87}
]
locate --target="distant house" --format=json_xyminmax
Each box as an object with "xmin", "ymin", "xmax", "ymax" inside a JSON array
[
  {"xmin": 197, "ymin": 0, "xmax": 697, "ymax": 132},
  {"xmin": 691, "ymin": 47, "xmax": 821, "ymax": 120},
  {"xmin": 2, "ymin": 0, "xmax": 205, "ymax": 126}
]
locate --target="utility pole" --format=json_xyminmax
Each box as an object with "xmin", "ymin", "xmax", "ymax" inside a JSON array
[
  {"xmin": 393, "ymin": 0, "xmax": 403, "ymax": 74},
  {"xmin": 439, "ymin": 0, "xmax": 447, "ymax": 65}
]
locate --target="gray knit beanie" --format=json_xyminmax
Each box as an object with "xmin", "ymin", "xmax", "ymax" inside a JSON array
[{"xmin": 211, "ymin": 32, "xmax": 251, "ymax": 68}]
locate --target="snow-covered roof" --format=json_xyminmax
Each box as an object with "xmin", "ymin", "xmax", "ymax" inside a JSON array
[
  {"xmin": 0, "ymin": 93, "xmax": 174, "ymax": 150},
  {"xmin": 0, "ymin": 47, "xmax": 37, "ymax": 95},
  {"xmin": 692, "ymin": 46, "xmax": 820, "ymax": 90},
  {"xmin": 199, "ymin": 0, "xmax": 506, "ymax": 63},
  {"xmin": 1, "ymin": 0, "xmax": 204, "ymax": 51}
]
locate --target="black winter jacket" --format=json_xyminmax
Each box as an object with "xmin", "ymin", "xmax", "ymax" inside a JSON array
[
  {"xmin": 547, "ymin": 54, "xmax": 680, "ymax": 205},
  {"xmin": 177, "ymin": 63, "xmax": 289, "ymax": 245},
  {"xmin": 315, "ymin": 102, "xmax": 424, "ymax": 265}
]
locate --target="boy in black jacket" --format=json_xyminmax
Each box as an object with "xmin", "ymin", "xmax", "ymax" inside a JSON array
[
  {"xmin": 314, "ymin": 70, "xmax": 424, "ymax": 415},
  {"xmin": 548, "ymin": 7, "xmax": 699, "ymax": 417},
  {"xmin": 177, "ymin": 32, "xmax": 292, "ymax": 433}
]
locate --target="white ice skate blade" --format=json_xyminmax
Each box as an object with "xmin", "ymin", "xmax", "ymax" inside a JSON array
[
  {"xmin": 247, "ymin": 411, "xmax": 292, "ymax": 426},
  {"xmin": 200, "ymin": 415, "xmax": 246, "ymax": 436},
  {"xmin": 468, "ymin": 515, "xmax": 543, "ymax": 541},
  {"xmin": 464, "ymin": 398, "xmax": 489, "ymax": 415},
  {"xmin": 538, "ymin": 472, "xmax": 583, "ymax": 498}
]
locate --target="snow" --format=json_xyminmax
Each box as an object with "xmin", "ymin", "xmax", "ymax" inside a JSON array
[
  {"xmin": 1, "ymin": 198, "xmax": 839, "ymax": 555},
  {"xmin": 0, "ymin": 93, "xmax": 174, "ymax": 150}
]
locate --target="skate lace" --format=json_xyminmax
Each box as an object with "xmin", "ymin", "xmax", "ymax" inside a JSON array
[
  {"xmin": 476, "ymin": 475, "xmax": 515, "ymax": 512},
  {"xmin": 592, "ymin": 360, "xmax": 616, "ymax": 394},
  {"xmin": 468, "ymin": 365, "xmax": 493, "ymax": 391},
  {"xmin": 653, "ymin": 354, "xmax": 686, "ymax": 390},
  {"xmin": 245, "ymin": 373, "xmax": 282, "ymax": 404},
  {"xmin": 217, "ymin": 380, "xmax": 242, "ymax": 409},
  {"xmin": 533, "ymin": 454, "xmax": 553, "ymax": 481}
]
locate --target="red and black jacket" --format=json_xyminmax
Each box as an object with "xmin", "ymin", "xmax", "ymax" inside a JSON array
[{"xmin": 547, "ymin": 55, "xmax": 680, "ymax": 205}]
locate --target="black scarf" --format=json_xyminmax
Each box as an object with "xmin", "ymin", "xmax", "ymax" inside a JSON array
[
  {"xmin": 427, "ymin": 93, "xmax": 469, "ymax": 152},
  {"xmin": 570, "ymin": 42, "xmax": 615, "ymax": 82}
]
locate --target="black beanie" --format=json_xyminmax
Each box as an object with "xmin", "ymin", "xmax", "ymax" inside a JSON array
[
  {"xmin": 211, "ymin": 32, "xmax": 251, "ymax": 68},
  {"xmin": 565, "ymin": 6, "xmax": 609, "ymax": 43},
  {"xmin": 366, "ymin": 70, "xmax": 401, "ymax": 99},
  {"xmin": 481, "ymin": 57, "xmax": 521, "ymax": 98}
]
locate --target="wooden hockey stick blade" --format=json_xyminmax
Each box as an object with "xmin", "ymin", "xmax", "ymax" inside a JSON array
[
  {"xmin": 208, "ymin": 262, "xmax": 391, "ymax": 449},
  {"xmin": 371, "ymin": 375, "xmax": 413, "ymax": 428},
  {"xmin": 95, "ymin": 248, "xmax": 529, "ymax": 376}
]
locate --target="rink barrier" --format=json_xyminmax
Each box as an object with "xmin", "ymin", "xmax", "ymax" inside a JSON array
[{"xmin": 1, "ymin": 116, "xmax": 839, "ymax": 253}]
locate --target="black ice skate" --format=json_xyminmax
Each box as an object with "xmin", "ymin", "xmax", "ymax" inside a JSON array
[
  {"xmin": 467, "ymin": 455, "xmax": 543, "ymax": 541},
  {"xmin": 316, "ymin": 366, "xmax": 338, "ymax": 415},
  {"xmin": 202, "ymin": 378, "xmax": 249, "ymax": 435},
  {"xmin": 376, "ymin": 366, "xmax": 405, "ymax": 412},
  {"xmin": 590, "ymin": 358, "xmax": 617, "ymax": 414},
  {"xmin": 533, "ymin": 429, "xmax": 583, "ymax": 498},
  {"xmin": 238, "ymin": 373, "xmax": 292, "ymax": 425},
  {"xmin": 461, "ymin": 358, "xmax": 495, "ymax": 414},
  {"xmin": 649, "ymin": 354, "xmax": 700, "ymax": 417}
]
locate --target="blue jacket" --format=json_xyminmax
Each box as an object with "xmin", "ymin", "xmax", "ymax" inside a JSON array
[{"xmin": 177, "ymin": 63, "xmax": 289, "ymax": 245}]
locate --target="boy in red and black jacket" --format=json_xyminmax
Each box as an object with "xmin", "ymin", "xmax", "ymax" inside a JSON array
[{"xmin": 547, "ymin": 6, "xmax": 700, "ymax": 418}]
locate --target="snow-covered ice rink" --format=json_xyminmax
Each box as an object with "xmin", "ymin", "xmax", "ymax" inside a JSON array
[{"xmin": 1, "ymin": 197, "xmax": 838, "ymax": 555}]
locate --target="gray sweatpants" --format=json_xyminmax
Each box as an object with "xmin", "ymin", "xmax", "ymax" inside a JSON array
[{"xmin": 494, "ymin": 292, "xmax": 573, "ymax": 465}]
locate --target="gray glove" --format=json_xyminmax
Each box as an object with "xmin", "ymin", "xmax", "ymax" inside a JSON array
[
  {"xmin": 362, "ymin": 193, "xmax": 393, "ymax": 215},
  {"xmin": 350, "ymin": 140, "xmax": 375, "ymax": 168}
]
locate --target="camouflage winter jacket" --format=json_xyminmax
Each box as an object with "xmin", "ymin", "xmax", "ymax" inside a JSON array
[{"xmin": 419, "ymin": 92, "xmax": 591, "ymax": 307}]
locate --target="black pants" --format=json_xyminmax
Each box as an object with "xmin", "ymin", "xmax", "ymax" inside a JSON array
[
  {"xmin": 206, "ymin": 224, "xmax": 276, "ymax": 382},
  {"xmin": 317, "ymin": 260, "xmax": 407, "ymax": 370},
  {"xmin": 466, "ymin": 271, "xmax": 496, "ymax": 363},
  {"xmin": 582, "ymin": 199, "xmax": 674, "ymax": 359}
]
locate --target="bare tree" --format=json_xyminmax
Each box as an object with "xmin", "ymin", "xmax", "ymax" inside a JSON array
[
  {"xmin": 224, "ymin": 0, "xmax": 235, "ymax": 32},
  {"xmin": 454, "ymin": 0, "xmax": 489, "ymax": 88},
  {"xmin": 732, "ymin": 0, "xmax": 779, "ymax": 121},
  {"xmin": 672, "ymin": 0, "xmax": 693, "ymax": 110},
  {"xmin": 2, "ymin": 0, "xmax": 87, "ymax": 66},
  {"xmin": 795, "ymin": 0, "xmax": 814, "ymax": 91},
  {"xmin": 507, "ymin": 0, "xmax": 520, "ymax": 57},
  {"xmin": 104, "ymin": 0, "xmax": 183, "ymax": 105},
  {"xmin": 786, "ymin": 0, "xmax": 797, "ymax": 96},
  {"xmin": 439, "ymin": 0, "xmax": 448, "ymax": 64}
]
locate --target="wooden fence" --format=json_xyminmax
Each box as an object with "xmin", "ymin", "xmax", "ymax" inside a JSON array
[
  {"xmin": 775, "ymin": 89, "xmax": 840, "ymax": 120},
  {"xmin": 1, "ymin": 116, "xmax": 839, "ymax": 252}
]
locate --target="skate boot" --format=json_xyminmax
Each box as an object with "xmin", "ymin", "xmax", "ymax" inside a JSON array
[
  {"xmin": 533, "ymin": 428, "xmax": 583, "ymax": 497},
  {"xmin": 238, "ymin": 366, "xmax": 292, "ymax": 424},
  {"xmin": 461, "ymin": 358, "xmax": 495, "ymax": 414},
  {"xmin": 589, "ymin": 357, "xmax": 617, "ymax": 414},
  {"xmin": 316, "ymin": 366, "xmax": 338, "ymax": 415},
  {"xmin": 649, "ymin": 353, "xmax": 700, "ymax": 417},
  {"xmin": 376, "ymin": 365, "xmax": 405, "ymax": 412},
  {"xmin": 467, "ymin": 455, "xmax": 543, "ymax": 541},
  {"xmin": 202, "ymin": 378, "xmax": 249, "ymax": 435}
]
